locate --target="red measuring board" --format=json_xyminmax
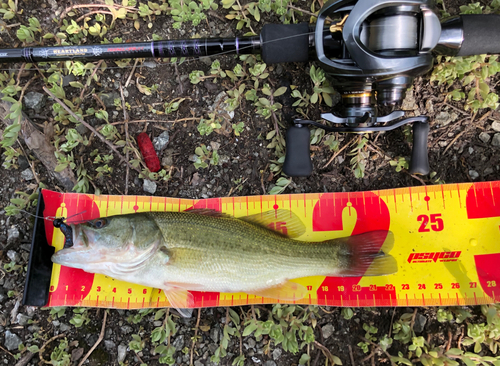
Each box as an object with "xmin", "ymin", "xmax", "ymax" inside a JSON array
[{"xmin": 40, "ymin": 181, "xmax": 500, "ymax": 310}]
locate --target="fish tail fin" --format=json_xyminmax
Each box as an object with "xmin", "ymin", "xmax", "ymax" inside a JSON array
[{"xmin": 337, "ymin": 230, "xmax": 397, "ymax": 277}]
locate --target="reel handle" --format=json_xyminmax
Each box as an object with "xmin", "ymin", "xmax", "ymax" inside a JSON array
[
  {"xmin": 409, "ymin": 120, "xmax": 430, "ymax": 175},
  {"xmin": 283, "ymin": 125, "xmax": 313, "ymax": 177}
]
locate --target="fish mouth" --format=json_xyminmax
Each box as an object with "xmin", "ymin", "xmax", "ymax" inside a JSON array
[{"xmin": 51, "ymin": 224, "xmax": 98, "ymax": 269}]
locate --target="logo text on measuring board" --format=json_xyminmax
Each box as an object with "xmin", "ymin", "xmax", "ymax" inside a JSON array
[{"xmin": 407, "ymin": 251, "xmax": 461, "ymax": 263}]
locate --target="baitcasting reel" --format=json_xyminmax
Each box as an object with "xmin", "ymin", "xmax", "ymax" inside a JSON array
[
  {"xmin": 282, "ymin": 0, "xmax": 500, "ymax": 177},
  {"xmin": 2, "ymin": 0, "xmax": 500, "ymax": 177}
]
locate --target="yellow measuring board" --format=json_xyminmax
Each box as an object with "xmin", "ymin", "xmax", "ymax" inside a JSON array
[{"xmin": 40, "ymin": 181, "xmax": 500, "ymax": 310}]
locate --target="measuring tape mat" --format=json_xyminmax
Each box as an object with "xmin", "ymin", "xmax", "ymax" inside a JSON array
[{"xmin": 40, "ymin": 181, "xmax": 500, "ymax": 310}]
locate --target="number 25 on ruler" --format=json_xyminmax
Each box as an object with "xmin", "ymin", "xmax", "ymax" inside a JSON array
[{"xmin": 418, "ymin": 214, "xmax": 444, "ymax": 232}]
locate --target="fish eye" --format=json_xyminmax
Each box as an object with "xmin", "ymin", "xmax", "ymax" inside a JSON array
[{"xmin": 89, "ymin": 218, "xmax": 109, "ymax": 229}]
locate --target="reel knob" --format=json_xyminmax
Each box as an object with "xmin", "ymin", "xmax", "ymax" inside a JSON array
[
  {"xmin": 409, "ymin": 121, "xmax": 430, "ymax": 175},
  {"xmin": 283, "ymin": 124, "xmax": 313, "ymax": 177}
]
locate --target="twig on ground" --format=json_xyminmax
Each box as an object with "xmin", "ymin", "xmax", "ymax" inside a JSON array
[
  {"xmin": 348, "ymin": 344, "xmax": 355, "ymax": 366},
  {"xmin": 92, "ymin": 93, "xmax": 107, "ymax": 110},
  {"xmin": 409, "ymin": 173, "xmax": 426, "ymax": 186},
  {"xmin": 410, "ymin": 308, "xmax": 418, "ymax": 333},
  {"xmin": 43, "ymin": 86, "xmax": 140, "ymax": 173},
  {"xmin": 77, "ymin": 310, "xmax": 108, "ymax": 366},
  {"xmin": 313, "ymin": 341, "xmax": 338, "ymax": 365},
  {"xmin": 125, "ymin": 58, "xmax": 139, "ymax": 88},
  {"xmin": 190, "ymin": 309, "xmax": 202, "ymax": 366},
  {"xmin": 119, "ymin": 82, "xmax": 130, "ymax": 195},
  {"xmin": 174, "ymin": 62, "xmax": 183, "ymax": 95},
  {"xmin": 19, "ymin": 75, "xmax": 38, "ymax": 102},
  {"xmin": 442, "ymin": 130, "xmax": 466, "ymax": 156},
  {"xmin": 235, "ymin": 0, "xmax": 256, "ymax": 34},
  {"xmin": 15, "ymin": 63, "xmax": 25, "ymax": 86},
  {"xmin": 446, "ymin": 330, "xmax": 452, "ymax": 352},
  {"xmin": 287, "ymin": 4, "xmax": 319, "ymax": 17},
  {"xmin": 14, "ymin": 351, "xmax": 35, "ymax": 366},
  {"xmin": 76, "ymin": 60, "xmax": 103, "ymax": 109},
  {"xmin": 59, "ymin": 3, "xmax": 137, "ymax": 24},
  {"xmin": 322, "ymin": 139, "xmax": 352, "ymax": 169},
  {"xmin": 442, "ymin": 102, "xmax": 470, "ymax": 116},
  {"xmin": 359, "ymin": 337, "xmax": 397, "ymax": 366},
  {"xmin": 361, "ymin": 349, "xmax": 376, "ymax": 363},
  {"xmin": 388, "ymin": 308, "xmax": 396, "ymax": 338},
  {"xmin": 457, "ymin": 327, "xmax": 464, "ymax": 349},
  {"xmin": 39, "ymin": 334, "xmax": 66, "ymax": 364},
  {"xmin": 0, "ymin": 344, "xmax": 14, "ymax": 358},
  {"xmin": 134, "ymin": 351, "xmax": 145, "ymax": 365},
  {"xmin": 76, "ymin": 10, "xmax": 113, "ymax": 22}
]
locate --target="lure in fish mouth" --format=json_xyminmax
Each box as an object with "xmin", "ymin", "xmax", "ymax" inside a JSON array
[{"xmin": 52, "ymin": 209, "xmax": 397, "ymax": 317}]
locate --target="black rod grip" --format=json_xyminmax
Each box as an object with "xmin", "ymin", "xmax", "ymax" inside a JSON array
[
  {"xmin": 261, "ymin": 23, "xmax": 311, "ymax": 64},
  {"xmin": 409, "ymin": 121, "xmax": 430, "ymax": 175},
  {"xmin": 283, "ymin": 125, "xmax": 313, "ymax": 177},
  {"xmin": 457, "ymin": 15, "xmax": 500, "ymax": 56}
]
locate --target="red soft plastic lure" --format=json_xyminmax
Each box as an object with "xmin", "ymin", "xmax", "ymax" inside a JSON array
[{"xmin": 137, "ymin": 132, "xmax": 160, "ymax": 172}]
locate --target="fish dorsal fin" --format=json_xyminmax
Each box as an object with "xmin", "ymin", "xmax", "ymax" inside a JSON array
[
  {"xmin": 239, "ymin": 209, "xmax": 306, "ymax": 238},
  {"xmin": 184, "ymin": 208, "xmax": 231, "ymax": 218},
  {"xmin": 251, "ymin": 280, "xmax": 308, "ymax": 302}
]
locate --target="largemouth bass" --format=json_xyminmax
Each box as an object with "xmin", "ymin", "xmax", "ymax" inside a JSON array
[{"xmin": 52, "ymin": 209, "xmax": 397, "ymax": 316}]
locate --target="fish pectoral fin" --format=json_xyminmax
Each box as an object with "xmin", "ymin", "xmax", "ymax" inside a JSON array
[
  {"xmin": 163, "ymin": 287, "xmax": 195, "ymax": 318},
  {"xmin": 251, "ymin": 281, "xmax": 308, "ymax": 302},
  {"xmin": 240, "ymin": 209, "xmax": 306, "ymax": 238}
]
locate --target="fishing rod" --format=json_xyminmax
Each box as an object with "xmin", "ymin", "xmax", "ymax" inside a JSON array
[{"xmin": 2, "ymin": 0, "xmax": 500, "ymax": 177}]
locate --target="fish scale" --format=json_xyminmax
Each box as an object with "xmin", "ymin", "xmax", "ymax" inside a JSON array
[
  {"xmin": 53, "ymin": 211, "xmax": 393, "ymax": 303},
  {"xmin": 24, "ymin": 182, "xmax": 500, "ymax": 310}
]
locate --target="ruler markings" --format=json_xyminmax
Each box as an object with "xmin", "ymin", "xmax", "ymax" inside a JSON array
[
  {"xmin": 457, "ymin": 184, "xmax": 462, "ymax": 208},
  {"xmin": 45, "ymin": 183, "xmax": 500, "ymax": 309}
]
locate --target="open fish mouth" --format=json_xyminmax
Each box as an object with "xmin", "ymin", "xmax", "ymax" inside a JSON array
[{"xmin": 51, "ymin": 224, "xmax": 98, "ymax": 268}]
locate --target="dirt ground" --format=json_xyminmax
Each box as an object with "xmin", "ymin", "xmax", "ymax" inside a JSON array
[{"xmin": 1, "ymin": 0, "xmax": 500, "ymax": 365}]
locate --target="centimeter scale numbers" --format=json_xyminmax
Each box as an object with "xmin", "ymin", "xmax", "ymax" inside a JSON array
[{"xmin": 42, "ymin": 181, "xmax": 500, "ymax": 309}]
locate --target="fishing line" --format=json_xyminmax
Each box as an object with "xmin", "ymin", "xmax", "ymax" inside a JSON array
[{"xmin": 17, "ymin": 209, "xmax": 87, "ymax": 223}]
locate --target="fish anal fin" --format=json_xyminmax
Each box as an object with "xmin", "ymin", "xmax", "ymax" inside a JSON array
[
  {"xmin": 240, "ymin": 209, "xmax": 306, "ymax": 238},
  {"xmin": 163, "ymin": 287, "xmax": 195, "ymax": 318},
  {"xmin": 250, "ymin": 281, "xmax": 308, "ymax": 302}
]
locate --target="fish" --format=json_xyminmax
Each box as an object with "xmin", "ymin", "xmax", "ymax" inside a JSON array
[{"xmin": 51, "ymin": 209, "xmax": 397, "ymax": 316}]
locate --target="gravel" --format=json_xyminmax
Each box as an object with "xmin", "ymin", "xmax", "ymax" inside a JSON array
[
  {"xmin": 20, "ymin": 168, "xmax": 35, "ymax": 181},
  {"xmin": 153, "ymin": 131, "xmax": 170, "ymax": 152},
  {"xmin": 492, "ymin": 133, "xmax": 500, "ymax": 147},
  {"xmin": 143, "ymin": 179, "xmax": 157, "ymax": 194},
  {"xmin": 321, "ymin": 323, "xmax": 335, "ymax": 339},
  {"xmin": 23, "ymin": 91, "xmax": 46, "ymax": 112},
  {"xmin": 6, "ymin": 250, "xmax": 19, "ymax": 263},
  {"xmin": 272, "ymin": 348, "xmax": 282, "ymax": 360},
  {"xmin": 7, "ymin": 227, "xmax": 19, "ymax": 243},
  {"xmin": 117, "ymin": 344, "xmax": 127, "ymax": 363},
  {"xmin": 469, "ymin": 170, "xmax": 479, "ymax": 180},
  {"xmin": 173, "ymin": 334, "xmax": 184, "ymax": 351},
  {"xmin": 4, "ymin": 330, "xmax": 22, "ymax": 351},
  {"xmin": 479, "ymin": 132, "xmax": 491, "ymax": 143},
  {"xmin": 414, "ymin": 313, "xmax": 427, "ymax": 333},
  {"xmin": 492, "ymin": 121, "xmax": 500, "ymax": 132}
]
